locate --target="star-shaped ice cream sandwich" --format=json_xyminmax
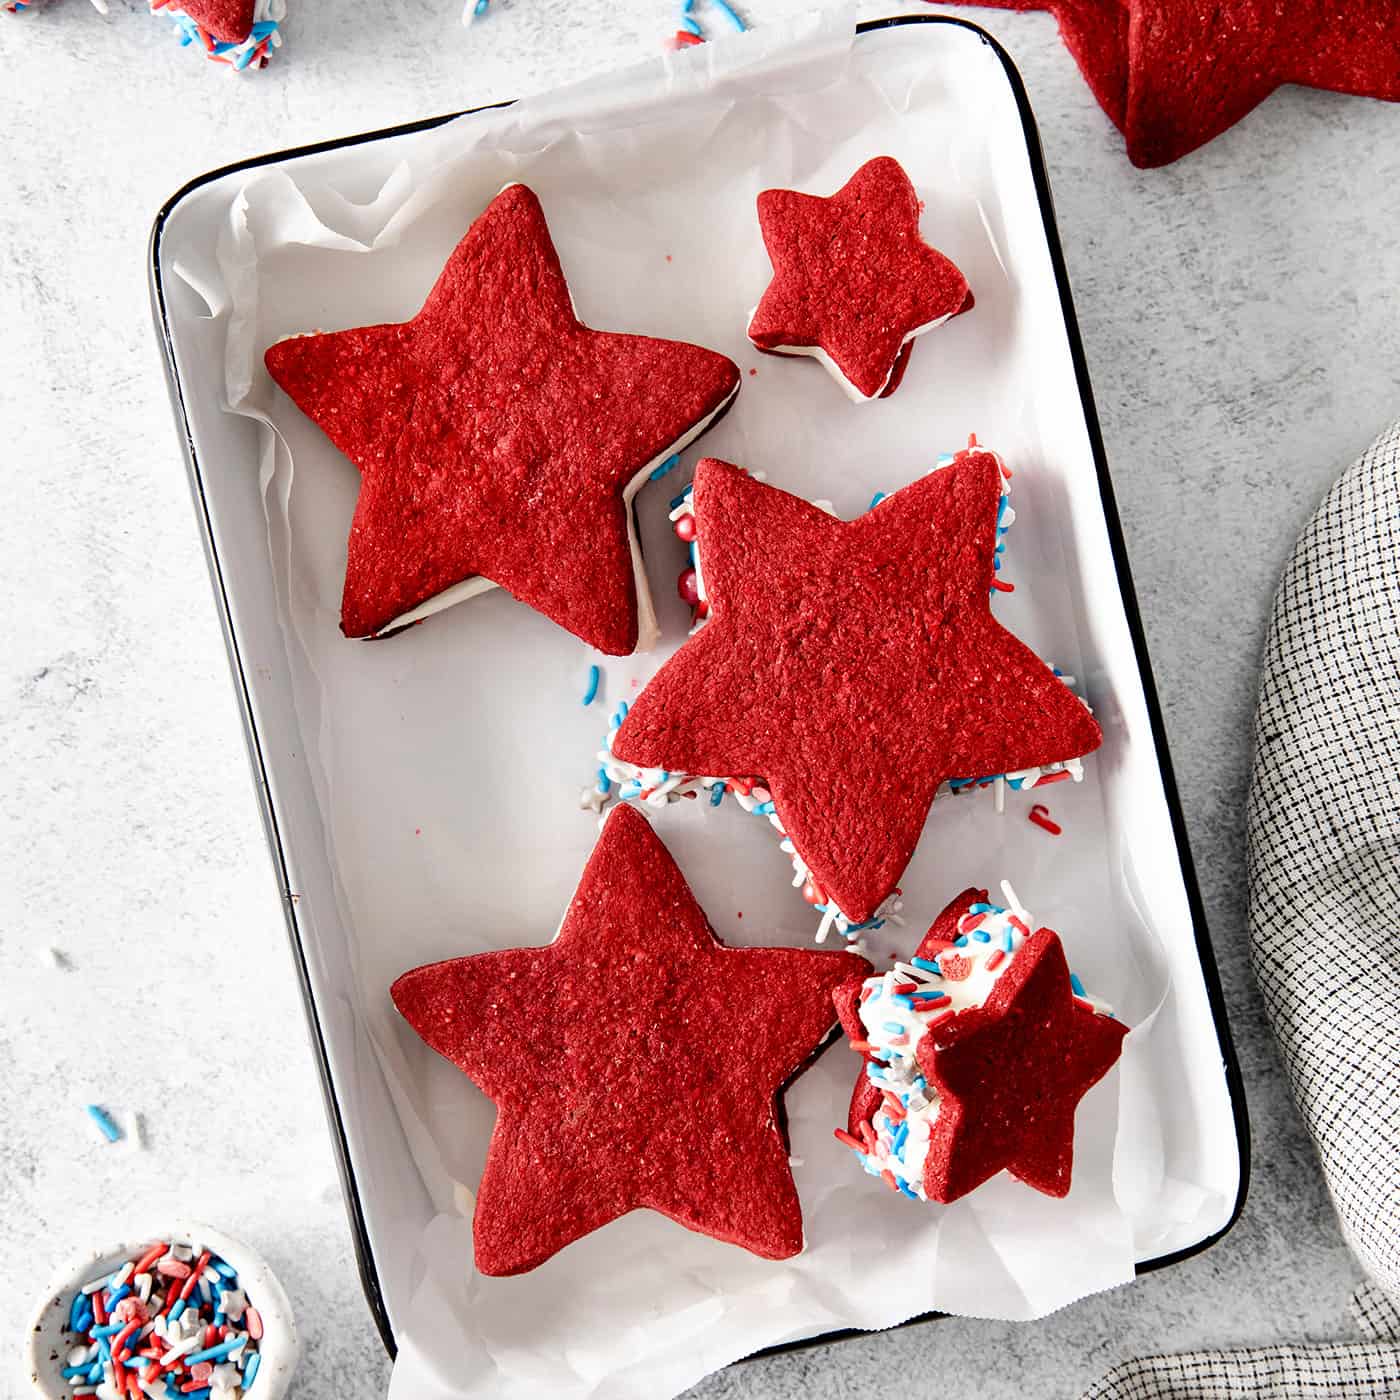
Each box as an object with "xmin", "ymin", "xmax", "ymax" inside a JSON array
[
  {"xmin": 391, "ymin": 804, "xmax": 870, "ymax": 1276},
  {"xmin": 837, "ymin": 888, "xmax": 1128, "ymax": 1202},
  {"xmin": 265, "ymin": 183, "xmax": 741, "ymax": 651},
  {"xmin": 746, "ymin": 157, "xmax": 972, "ymax": 402},
  {"xmin": 612, "ymin": 451, "xmax": 1102, "ymax": 925}
]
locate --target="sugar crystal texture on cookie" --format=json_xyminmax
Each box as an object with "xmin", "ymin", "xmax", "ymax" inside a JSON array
[
  {"xmin": 746, "ymin": 156, "xmax": 972, "ymax": 402},
  {"xmin": 264, "ymin": 183, "xmax": 741, "ymax": 651},
  {"xmin": 612, "ymin": 449, "xmax": 1102, "ymax": 924},
  {"xmin": 391, "ymin": 804, "xmax": 871, "ymax": 1276},
  {"xmin": 834, "ymin": 883, "xmax": 1127, "ymax": 1203}
]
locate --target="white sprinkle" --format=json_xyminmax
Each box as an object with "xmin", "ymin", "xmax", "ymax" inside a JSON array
[
  {"xmin": 788, "ymin": 1156, "xmax": 804, "ymax": 1167},
  {"xmin": 159, "ymin": 1333, "xmax": 202, "ymax": 1367}
]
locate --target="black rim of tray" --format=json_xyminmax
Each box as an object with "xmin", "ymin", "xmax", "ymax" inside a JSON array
[{"xmin": 148, "ymin": 12, "xmax": 1251, "ymax": 1367}]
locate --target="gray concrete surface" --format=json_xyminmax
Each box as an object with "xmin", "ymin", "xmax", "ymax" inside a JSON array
[{"xmin": 3, "ymin": 1, "xmax": 1395, "ymax": 1395}]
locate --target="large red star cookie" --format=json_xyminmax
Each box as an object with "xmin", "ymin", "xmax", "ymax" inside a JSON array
[
  {"xmin": 746, "ymin": 157, "xmax": 971, "ymax": 402},
  {"xmin": 391, "ymin": 804, "xmax": 870, "ymax": 1276},
  {"xmin": 1124, "ymin": 0, "xmax": 1400, "ymax": 168},
  {"xmin": 265, "ymin": 184, "xmax": 740, "ymax": 650},
  {"xmin": 612, "ymin": 452, "xmax": 1102, "ymax": 924},
  {"xmin": 915, "ymin": 927, "xmax": 1127, "ymax": 1200},
  {"xmin": 953, "ymin": 0, "xmax": 1400, "ymax": 166}
]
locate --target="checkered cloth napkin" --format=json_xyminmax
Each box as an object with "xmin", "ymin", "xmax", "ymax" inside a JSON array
[{"xmin": 1084, "ymin": 421, "xmax": 1400, "ymax": 1397}]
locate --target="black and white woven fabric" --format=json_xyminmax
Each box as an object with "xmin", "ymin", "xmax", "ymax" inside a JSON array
[{"xmin": 1084, "ymin": 422, "xmax": 1400, "ymax": 1397}]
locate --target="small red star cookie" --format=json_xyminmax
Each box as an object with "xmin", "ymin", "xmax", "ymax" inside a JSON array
[
  {"xmin": 391, "ymin": 804, "xmax": 870, "ymax": 1276},
  {"xmin": 265, "ymin": 184, "xmax": 740, "ymax": 650},
  {"xmin": 746, "ymin": 157, "xmax": 972, "ymax": 402},
  {"xmin": 612, "ymin": 451, "xmax": 1101, "ymax": 924},
  {"xmin": 837, "ymin": 888, "xmax": 1128, "ymax": 1203},
  {"xmin": 917, "ymin": 927, "xmax": 1127, "ymax": 1200}
]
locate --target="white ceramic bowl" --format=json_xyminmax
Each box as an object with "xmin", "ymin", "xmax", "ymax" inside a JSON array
[{"xmin": 26, "ymin": 1221, "xmax": 298, "ymax": 1399}]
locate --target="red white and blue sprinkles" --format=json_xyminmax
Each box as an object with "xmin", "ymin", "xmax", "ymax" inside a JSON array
[
  {"xmin": 60, "ymin": 1238, "xmax": 264, "ymax": 1398},
  {"xmin": 577, "ymin": 442, "xmax": 1095, "ymax": 946},
  {"xmin": 150, "ymin": 0, "xmax": 284, "ymax": 70},
  {"xmin": 837, "ymin": 883, "xmax": 1116, "ymax": 1198},
  {"xmin": 669, "ymin": 0, "xmax": 745, "ymax": 49}
]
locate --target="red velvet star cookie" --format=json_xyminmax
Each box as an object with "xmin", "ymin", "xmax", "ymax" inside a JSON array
[
  {"xmin": 265, "ymin": 184, "xmax": 740, "ymax": 650},
  {"xmin": 837, "ymin": 887, "xmax": 1128, "ymax": 1203},
  {"xmin": 391, "ymin": 804, "xmax": 871, "ymax": 1276},
  {"xmin": 1124, "ymin": 0, "xmax": 1400, "ymax": 168},
  {"xmin": 612, "ymin": 452, "xmax": 1102, "ymax": 924},
  {"xmin": 953, "ymin": 0, "xmax": 1400, "ymax": 166},
  {"xmin": 746, "ymin": 157, "xmax": 972, "ymax": 402}
]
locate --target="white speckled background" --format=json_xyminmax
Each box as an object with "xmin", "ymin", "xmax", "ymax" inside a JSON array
[{"xmin": 2, "ymin": 2, "xmax": 1396, "ymax": 1395}]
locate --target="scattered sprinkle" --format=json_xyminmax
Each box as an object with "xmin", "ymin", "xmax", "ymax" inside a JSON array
[
  {"xmin": 581, "ymin": 664, "xmax": 601, "ymax": 707},
  {"xmin": 85, "ymin": 1105, "xmax": 121, "ymax": 1143},
  {"xmin": 1028, "ymin": 803, "xmax": 1062, "ymax": 835}
]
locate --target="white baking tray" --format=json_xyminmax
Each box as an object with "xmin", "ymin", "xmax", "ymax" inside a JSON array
[{"xmin": 150, "ymin": 14, "xmax": 1247, "ymax": 1395}]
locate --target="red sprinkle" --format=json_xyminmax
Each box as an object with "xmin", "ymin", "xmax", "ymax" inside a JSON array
[
  {"xmin": 985, "ymin": 949, "xmax": 1006, "ymax": 971},
  {"xmin": 246, "ymin": 1307, "xmax": 264, "ymax": 1341},
  {"xmin": 156, "ymin": 1260, "xmax": 191, "ymax": 1280},
  {"xmin": 881, "ymin": 1091, "xmax": 906, "ymax": 1121},
  {"xmin": 848, "ymin": 1039, "xmax": 875, "ymax": 1053},
  {"xmin": 880, "ymin": 1169, "xmax": 900, "ymax": 1192},
  {"xmin": 892, "ymin": 981, "xmax": 918, "ymax": 994},
  {"xmin": 991, "ymin": 578, "xmax": 1015, "ymax": 592},
  {"xmin": 133, "ymin": 1243, "xmax": 168, "ymax": 1275},
  {"xmin": 1008, "ymin": 915, "xmax": 1030, "ymax": 936},
  {"xmin": 1028, "ymin": 803, "xmax": 1062, "ymax": 835},
  {"xmin": 858, "ymin": 1120, "xmax": 878, "ymax": 1151},
  {"xmin": 833, "ymin": 1128, "xmax": 864, "ymax": 1151},
  {"xmin": 671, "ymin": 28, "xmax": 703, "ymax": 45},
  {"xmin": 1035, "ymin": 767, "xmax": 1073, "ymax": 785},
  {"xmin": 92, "ymin": 1291, "xmax": 108, "ymax": 1327}
]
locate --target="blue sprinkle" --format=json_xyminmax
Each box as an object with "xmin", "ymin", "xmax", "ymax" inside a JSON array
[
  {"xmin": 1070, "ymin": 973, "xmax": 1086, "ymax": 996},
  {"xmin": 881, "ymin": 1020, "xmax": 904, "ymax": 1034},
  {"xmin": 91, "ymin": 1322, "xmax": 125, "ymax": 1338},
  {"xmin": 243, "ymin": 1352, "xmax": 262, "ymax": 1391},
  {"xmin": 969, "ymin": 902, "xmax": 997, "ymax": 914},
  {"xmin": 709, "ymin": 784, "xmax": 725, "ymax": 806},
  {"xmin": 680, "ymin": 12, "xmax": 703, "ymax": 34},
  {"xmin": 898, "ymin": 1178, "xmax": 920, "ymax": 1199},
  {"xmin": 649, "ymin": 453, "xmax": 681, "ymax": 481},
  {"xmin": 474, "ymin": 0, "xmax": 488, "ymax": 12},
  {"xmin": 596, "ymin": 767, "xmax": 612, "ymax": 795},
  {"xmin": 891, "ymin": 994, "xmax": 917, "ymax": 1010},
  {"xmin": 581, "ymin": 664, "xmax": 600, "ymax": 707},
  {"xmin": 62, "ymin": 1366, "xmax": 89, "ymax": 1381},
  {"xmin": 88, "ymin": 1361, "xmax": 105, "ymax": 1383},
  {"xmin": 951, "ymin": 935, "xmax": 966, "ymax": 947},
  {"xmin": 993, "ymin": 556, "xmax": 1001, "ymax": 571},
  {"xmin": 618, "ymin": 781, "xmax": 642, "ymax": 800},
  {"xmin": 68, "ymin": 1289, "xmax": 86, "ymax": 1333},
  {"xmin": 669, "ymin": 488, "xmax": 691, "ymax": 510},
  {"xmin": 868, "ymin": 491, "xmax": 886, "ymax": 509},
  {"xmin": 1007, "ymin": 776, "xmax": 1025, "ymax": 790},
  {"xmin": 948, "ymin": 777, "xmax": 976, "ymax": 791},
  {"xmin": 911, "ymin": 956, "xmax": 941, "ymax": 974},
  {"xmin": 85, "ymin": 1104, "xmax": 121, "ymax": 1142},
  {"xmin": 709, "ymin": 0, "xmax": 746, "ymax": 29},
  {"xmin": 972, "ymin": 929, "xmax": 991, "ymax": 943},
  {"xmin": 169, "ymin": 1298, "xmax": 187, "ymax": 1322},
  {"xmin": 1002, "ymin": 928, "xmax": 1015, "ymax": 953},
  {"xmin": 212, "ymin": 1260, "xmax": 237, "ymax": 1279},
  {"xmin": 184, "ymin": 1337, "xmax": 247, "ymax": 1366},
  {"xmin": 865, "ymin": 1063, "xmax": 885, "ymax": 1081},
  {"xmin": 753, "ymin": 800, "xmax": 776, "ymax": 815}
]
